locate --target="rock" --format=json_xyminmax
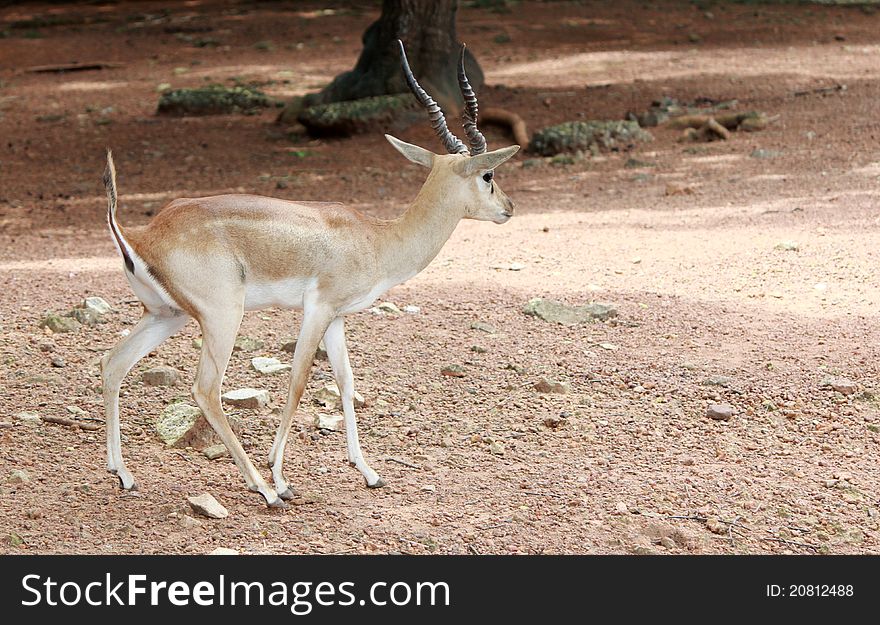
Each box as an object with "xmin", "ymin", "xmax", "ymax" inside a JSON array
[
  {"xmin": 156, "ymin": 403, "xmax": 231, "ymax": 449},
  {"xmin": 280, "ymin": 338, "xmax": 328, "ymax": 360},
  {"xmin": 208, "ymin": 547, "xmax": 239, "ymax": 555},
  {"xmin": 489, "ymin": 441, "xmax": 505, "ymax": 456},
  {"xmin": 250, "ymin": 357, "xmax": 291, "ymax": 375},
  {"xmin": 680, "ymin": 118, "xmax": 730, "ymax": 142},
  {"xmin": 820, "ymin": 376, "xmax": 857, "ymax": 395},
  {"xmin": 50, "ymin": 356, "xmax": 65, "ymax": 368},
  {"xmin": 312, "ymin": 383, "xmax": 365, "ymax": 409},
  {"xmin": 180, "ymin": 515, "xmax": 203, "ymax": 529},
  {"xmin": 659, "ymin": 536, "xmax": 677, "ymax": 549},
  {"xmin": 39, "ymin": 313, "xmax": 80, "ymax": 333},
  {"xmin": 158, "ymin": 85, "xmax": 270, "ymax": 116},
  {"xmin": 706, "ymin": 403, "xmax": 735, "ymax": 421},
  {"xmin": 775, "ymin": 241, "xmax": 800, "ymax": 252},
  {"xmin": 298, "ymin": 94, "xmax": 418, "ymax": 137},
  {"xmin": 470, "ymin": 321, "xmax": 497, "ymax": 334},
  {"xmin": 471, "ymin": 345, "xmax": 487, "ymax": 354},
  {"xmin": 534, "ymin": 378, "xmax": 571, "ymax": 394},
  {"xmin": 142, "ymin": 365, "xmax": 182, "ymax": 386},
  {"xmin": 441, "ymin": 364, "xmax": 466, "ymax": 378},
  {"xmin": 82, "ymin": 296, "xmax": 112, "ymax": 315},
  {"xmin": 703, "ymin": 375, "xmax": 734, "ymax": 387},
  {"xmin": 750, "ymin": 148, "xmax": 781, "ymax": 160},
  {"xmin": 523, "ymin": 298, "xmax": 617, "ymax": 326},
  {"xmin": 705, "ymin": 516, "xmax": 727, "ymax": 535},
  {"xmin": 233, "ymin": 336, "xmax": 264, "ymax": 352},
  {"xmin": 202, "ymin": 444, "xmax": 229, "ymax": 460},
  {"xmin": 222, "ymin": 388, "xmax": 270, "ymax": 410},
  {"xmin": 15, "ymin": 411, "xmax": 41, "ymax": 426},
  {"xmin": 615, "ymin": 501, "xmax": 629, "ymax": 514},
  {"xmin": 187, "ymin": 493, "xmax": 228, "ymax": 519},
  {"xmin": 665, "ymin": 182, "xmax": 695, "ymax": 196},
  {"xmin": 69, "ymin": 306, "xmax": 103, "ymax": 326},
  {"xmin": 529, "ymin": 120, "xmax": 652, "ymax": 156},
  {"xmin": 315, "ymin": 413, "xmax": 343, "ymax": 432},
  {"xmin": 66, "ymin": 405, "xmax": 87, "ymax": 417},
  {"xmin": 9, "ymin": 469, "xmax": 30, "ymax": 484},
  {"xmin": 403, "ymin": 305, "xmax": 420, "ymax": 314},
  {"xmin": 376, "ymin": 301, "xmax": 402, "ymax": 314}
]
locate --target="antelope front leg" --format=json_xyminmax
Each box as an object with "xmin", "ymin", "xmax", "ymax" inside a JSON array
[
  {"xmin": 192, "ymin": 303, "xmax": 285, "ymax": 508},
  {"xmin": 269, "ymin": 301, "xmax": 334, "ymax": 499},
  {"xmin": 323, "ymin": 317, "xmax": 384, "ymax": 488}
]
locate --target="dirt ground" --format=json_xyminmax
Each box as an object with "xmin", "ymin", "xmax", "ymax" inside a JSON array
[{"xmin": 2, "ymin": 0, "xmax": 880, "ymax": 555}]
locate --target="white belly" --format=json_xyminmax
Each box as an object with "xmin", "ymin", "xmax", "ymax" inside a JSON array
[{"xmin": 244, "ymin": 277, "xmax": 315, "ymax": 310}]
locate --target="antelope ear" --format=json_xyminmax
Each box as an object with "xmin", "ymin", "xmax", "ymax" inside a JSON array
[
  {"xmin": 453, "ymin": 144, "xmax": 520, "ymax": 177},
  {"xmin": 385, "ymin": 134, "xmax": 435, "ymax": 168}
]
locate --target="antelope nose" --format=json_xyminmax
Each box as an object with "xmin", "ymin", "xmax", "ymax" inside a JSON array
[{"xmin": 506, "ymin": 197, "xmax": 515, "ymax": 211}]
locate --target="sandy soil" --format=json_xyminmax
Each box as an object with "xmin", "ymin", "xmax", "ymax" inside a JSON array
[{"xmin": 1, "ymin": 0, "xmax": 880, "ymax": 554}]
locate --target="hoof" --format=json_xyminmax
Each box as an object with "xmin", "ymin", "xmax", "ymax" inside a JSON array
[
  {"xmin": 278, "ymin": 487, "xmax": 298, "ymax": 501},
  {"xmin": 116, "ymin": 474, "xmax": 137, "ymax": 491},
  {"xmin": 367, "ymin": 477, "xmax": 387, "ymax": 489},
  {"xmin": 267, "ymin": 497, "xmax": 289, "ymax": 510}
]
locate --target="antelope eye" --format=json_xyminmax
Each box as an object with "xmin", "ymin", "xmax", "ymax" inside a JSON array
[{"xmin": 482, "ymin": 171, "xmax": 493, "ymax": 183}]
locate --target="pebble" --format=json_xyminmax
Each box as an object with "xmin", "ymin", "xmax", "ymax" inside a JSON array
[
  {"xmin": 180, "ymin": 515, "xmax": 202, "ymax": 529},
  {"xmin": 403, "ymin": 305, "xmax": 420, "ymax": 314},
  {"xmin": 250, "ymin": 357, "xmax": 291, "ymax": 375},
  {"xmin": 208, "ymin": 547, "xmax": 239, "ymax": 555},
  {"xmin": 523, "ymin": 298, "xmax": 617, "ymax": 326},
  {"xmin": 202, "ymin": 444, "xmax": 229, "ymax": 460},
  {"xmin": 470, "ymin": 321, "xmax": 496, "ymax": 334},
  {"xmin": 706, "ymin": 403, "xmax": 735, "ymax": 421},
  {"xmin": 233, "ymin": 336, "xmax": 264, "ymax": 352},
  {"xmin": 50, "ymin": 356, "xmax": 65, "ymax": 368},
  {"xmin": 820, "ymin": 376, "xmax": 857, "ymax": 395},
  {"xmin": 39, "ymin": 314, "xmax": 80, "ymax": 333},
  {"xmin": 280, "ymin": 338, "xmax": 328, "ymax": 360},
  {"xmin": 221, "ymin": 388, "xmax": 270, "ymax": 410},
  {"xmin": 312, "ymin": 383, "xmax": 365, "ymax": 409},
  {"xmin": 377, "ymin": 301, "xmax": 402, "ymax": 314},
  {"xmin": 187, "ymin": 493, "xmax": 229, "ymax": 519},
  {"xmin": 534, "ymin": 378, "xmax": 571, "ymax": 394},
  {"xmin": 15, "ymin": 411, "xmax": 41, "ymax": 426},
  {"xmin": 615, "ymin": 501, "xmax": 628, "ymax": 514},
  {"xmin": 142, "ymin": 365, "xmax": 182, "ymax": 386},
  {"xmin": 9, "ymin": 469, "xmax": 30, "ymax": 484},
  {"xmin": 489, "ymin": 441, "xmax": 505, "ymax": 456},
  {"xmin": 775, "ymin": 241, "xmax": 800, "ymax": 252},
  {"xmin": 315, "ymin": 413, "xmax": 343, "ymax": 432},
  {"xmin": 441, "ymin": 364, "xmax": 466, "ymax": 378}
]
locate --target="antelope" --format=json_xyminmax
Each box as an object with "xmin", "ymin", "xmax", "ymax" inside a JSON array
[{"xmin": 101, "ymin": 41, "xmax": 519, "ymax": 508}]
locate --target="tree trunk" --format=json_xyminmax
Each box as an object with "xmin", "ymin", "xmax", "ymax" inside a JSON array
[{"xmin": 303, "ymin": 0, "xmax": 483, "ymax": 114}]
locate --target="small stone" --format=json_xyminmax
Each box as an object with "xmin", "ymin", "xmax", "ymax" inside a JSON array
[
  {"xmin": 441, "ymin": 364, "xmax": 466, "ymax": 378},
  {"xmin": 820, "ymin": 376, "xmax": 857, "ymax": 396},
  {"xmin": 665, "ymin": 182, "xmax": 695, "ymax": 196},
  {"xmin": 142, "ymin": 365, "xmax": 182, "ymax": 386},
  {"xmin": 403, "ymin": 305, "xmax": 420, "ymax": 314},
  {"xmin": 180, "ymin": 515, "xmax": 202, "ymax": 529},
  {"xmin": 280, "ymin": 338, "xmax": 328, "ymax": 360},
  {"xmin": 39, "ymin": 313, "xmax": 80, "ymax": 333},
  {"xmin": 534, "ymin": 378, "xmax": 571, "ymax": 394},
  {"xmin": 750, "ymin": 148, "xmax": 781, "ymax": 160},
  {"xmin": 202, "ymin": 444, "xmax": 229, "ymax": 460},
  {"xmin": 703, "ymin": 375, "xmax": 734, "ymax": 387},
  {"xmin": 208, "ymin": 547, "xmax": 238, "ymax": 555},
  {"xmin": 15, "ymin": 411, "xmax": 41, "ymax": 426},
  {"xmin": 706, "ymin": 516, "xmax": 727, "ymax": 535},
  {"xmin": 9, "ymin": 469, "xmax": 30, "ymax": 484},
  {"xmin": 470, "ymin": 321, "xmax": 496, "ymax": 334},
  {"xmin": 775, "ymin": 241, "xmax": 800, "ymax": 252},
  {"xmin": 50, "ymin": 356, "xmax": 65, "ymax": 368},
  {"xmin": 69, "ymin": 306, "xmax": 104, "ymax": 326},
  {"xmin": 470, "ymin": 345, "xmax": 487, "ymax": 354},
  {"xmin": 312, "ymin": 383, "xmax": 365, "ymax": 409},
  {"xmin": 233, "ymin": 336, "xmax": 264, "ymax": 352},
  {"xmin": 315, "ymin": 413, "xmax": 343, "ymax": 432},
  {"xmin": 598, "ymin": 342, "xmax": 618, "ymax": 351},
  {"xmin": 250, "ymin": 357, "xmax": 291, "ymax": 375},
  {"xmin": 192, "ymin": 337, "xmax": 203, "ymax": 349},
  {"xmin": 377, "ymin": 301, "xmax": 402, "ymax": 314},
  {"xmin": 615, "ymin": 501, "xmax": 628, "ymax": 515},
  {"xmin": 187, "ymin": 493, "xmax": 228, "ymax": 519},
  {"xmin": 82, "ymin": 296, "xmax": 112, "ymax": 315},
  {"xmin": 66, "ymin": 405, "xmax": 87, "ymax": 417},
  {"xmin": 509, "ymin": 262, "xmax": 525, "ymax": 271},
  {"xmin": 660, "ymin": 536, "xmax": 677, "ymax": 549},
  {"xmin": 222, "ymin": 388, "xmax": 270, "ymax": 409},
  {"xmin": 489, "ymin": 441, "xmax": 505, "ymax": 456},
  {"xmin": 157, "ymin": 404, "xmax": 210, "ymax": 448},
  {"xmin": 706, "ymin": 403, "xmax": 735, "ymax": 421},
  {"xmin": 523, "ymin": 298, "xmax": 617, "ymax": 326}
]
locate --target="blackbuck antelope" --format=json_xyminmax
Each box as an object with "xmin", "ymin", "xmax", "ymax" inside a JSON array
[{"xmin": 101, "ymin": 41, "xmax": 519, "ymax": 508}]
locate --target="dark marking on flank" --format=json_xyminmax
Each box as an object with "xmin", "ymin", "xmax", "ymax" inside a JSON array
[{"xmin": 234, "ymin": 258, "xmax": 246, "ymax": 283}]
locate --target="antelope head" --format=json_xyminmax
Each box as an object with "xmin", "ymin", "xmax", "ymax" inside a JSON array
[{"xmin": 388, "ymin": 41, "xmax": 520, "ymax": 224}]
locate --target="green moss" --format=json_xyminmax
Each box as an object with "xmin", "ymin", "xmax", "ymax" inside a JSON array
[
  {"xmin": 530, "ymin": 120, "xmax": 653, "ymax": 156},
  {"xmin": 298, "ymin": 94, "xmax": 417, "ymax": 137},
  {"xmin": 157, "ymin": 85, "xmax": 270, "ymax": 116}
]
